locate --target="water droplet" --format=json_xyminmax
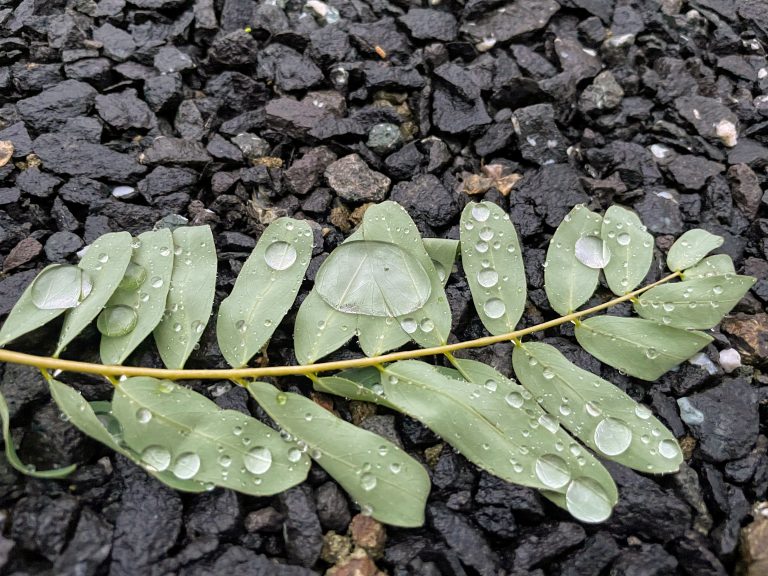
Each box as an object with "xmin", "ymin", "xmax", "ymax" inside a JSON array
[
  {"xmin": 645, "ymin": 347, "xmax": 659, "ymax": 360},
  {"xmin": 172, "ymin": 452, "xmax": 201, "ymax": 479},
  {"xmin": 159, "ymin": 246, "xmax": 171, "ymax": 257},
  {"xmin": 388, "ymin": 375, "xmax": 398, "ymax": 385},
  {"xmin": 400, "ymin": 318, "xmax": 417, "ymax": 334},
  {"xmin": 477, "ymin": 269, "xmax": 499, "ymax": 288},
  {"xmin": 575, "ymin": 236, "xmax": 611, "ymax": 269},
  {"xmin": 505, "ymin": 391, "xmax": 524, "ymax": 408},
  {"xmin": 218, "ymin": 454, "xmax": 232, "ymax": 468},
  {"xmin": 173, "ymin": 322, "xmax": 182, "ymax": 333},
  {"xmin": 483, "ymin": 298, "xmax": 506, "ymax": 319},
  {"xmin": 479, "ymin": 227, "xmax": 494, "ymax": 241},
  {"xmin": 484, "ymin": 379, "xmax": 498, "ymax": 392},
  {"xmin": 236, "ymin": 320, "xmax": 247, "ymax": 333},
  {"xmin": 97, "ymin": 253, "xmax": 109, "ymax": 263},
  {"xmin": 542, "ymin": 368, "xmax": 555, "ymax": 380},
  {"xmin": 244, "ymin": 447, "xmax": 273, "ymax": 474},
  {"xmin": 31, "ymin": 265, "xmax": 92, "ymax": 310},
  {"xmin": 150, "ymin": 276, "xmax": 164, "ymax": 289},
  {"xmin": 276, "ymin": 393, "xmax": 288, "ymax": 405},
  {"xmin": 471, "ymin": 204, "xmax": 490, "ymax": 222},
  {"xmin": 658, "ymin": 439, "xmax": 680, "ymax": 460},
  {"xmin": 713, "ymin": 285, "xmax": 723, "ymax": 295},
  {"xmin": 616, "ymin": 233, "xmax": 631, "ymax": 246},
  {"xmin": 535, "ymin": 454, "xmax": 571, "ymax": 489},
  {"xmin": 389, "ymin": 462, "xmax": 402, "ymax": 474},
  {"xmin": 304, "ymin": 412, "xmax": 313, "ymax": 422},
  {"xmin": 559, "ymin": 404, "xmax": 572, "ymax": 416},
  {"xmin": 475, "ymin": 241, "xmax": 489, "ymax": 254},
  {"xmin": 119, "ymin": 262, "xmax": 147, "ymax": 290},
  {"xmin": 538, "ymin": 414, "xmax": 559, "ymax": 434},
  {"xmin": 264, "ymin": 241, "xmax": 297, "ymax": 270},
  {"xmin": 594, "ymin": 417, "xmax": 632, "ymax": 456},
  {"xmin": 141, "ymin": 445, "xmax": 171, "ymax": 471},
  {"xmin": 662, "ymin": 303, "xmax": 675, "ymax": 312},
  {"xmin": 634, "ymin": 405, "xmax": 653, "ymax": 420},
  {"xmin": 420, "ymin": 318, "xmax": 435, "ymax": 333},
  {"xmin": 192, "ymin": 320, "xmax": 205, "ymax": 334},
  {"xmin": 97, "ymin": 305, "xmax": 138, "ymax": 337},
  {"xmin": 287, "ymin": 448, "xmax": 302, "ymax": 462},
  {"xmin": 360, "ymin": 473, "xmax": 377, "ymax": 491},
  {"xmin": 139, "ymin": 292, "xmax": 149, "ymax": 302},
  {"xmin": 565, "ymin": 477, "xmax": 613, "ymax": 523},
  {"xmin": 136, "ymin": 408, "xmax": 152, "ymax": 423}
]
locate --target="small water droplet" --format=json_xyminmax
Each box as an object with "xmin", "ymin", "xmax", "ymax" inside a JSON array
[
  {"xmin": 484, "ymin": 379, "xmax": 498, "ymax": 392},
  {"xmin": 475, "ymin": 241, "xmax": 489, "ymax": 254},
  {"xmin": 594, "ymin": 417, "xmax": 632, "ymax": 456},
  {"xmin": 218, "ymin": 454, "xmax": 232, "ymax": 468},
  {"xmin": 542, "ymin": 368, "xmax": 555, "ymax": 380},
  {"xmin": 287, "ymin": 448, "xmax": 303, "ymax": 462},
  {"xmin": 505, "ymin": 391, "xmax": 524, "ymax": 408},
  {"xmin": 159, "ymin": 246, "xmax": 171, "ymax": 257},
  {"xmin": 97, "ymin": 305, "xmax": 138, "ymax": 337},
  {"xmin": 477, "ymin": 269, "xmax": 499, "ymax": 288},
  {"xmin": 172, "ymin": 452, "xmax": 201, "ymax": 479},
  {"xmin": 389, "ymin": 462, "xmax": 402, "ymax": 474},
  {"xmin": 172, "ymin": 322, "xmax": 182, "ymax": 333},
  {"xmin": 360, "ymin": 473, "xmax": 377, "ymax": 491},
  {"xmin": 400, "ymin": 318, "xmax": 418, "ymax": 334},
  {"xmin": 236, "ymin": 320, "xmax": 247, "ymax": 333},
  {"xmin": 244, "ymin": 447, "xmax": 273, "ymax": 474},
  {"xmin": 658, "ymin": 438, "xmax": 680, "ymax": 460},
  {"xmin": 98, "ymin": 253, "xmax": 109, "ymax": 263},
  {"xmin": 471, "ymin": 204, "xmax": 490, "ymax": 222},
  {"xmin": 483, "ymin": 298, "xmax": 506, "ymax": 319},
  {"xmin": 645, "ymin": 347, "xmax": 659, "ymax": 360},
  {"xmin": 565, "ymin": 477, "xmax": 613, "ymax": 523},
  {"xmin": 419, "ymin": 318, "xmax": 435, "ymax": 333},
  {"xmin": 634, "ymin": 405, "xmax": 652, "ymax": 420},
  {"xmin": 192, "ymin": 320, "xmax": 205, "ymax": 334},
  {"xmin": 616, "ymin": 233, "xmax": 631, "ymax": 246},
  {"xmin": 276, "ymin": 393, "xmax": 288, "ymax": 405},
  {"xmin": 136, "ymin": 408, "xmax": 152, "ymax": 423},
  {"xmin": 265, "ymin": 241, "xmax": 297, "ymax": 270},
  {"xmin": 150, "ymin": 276, "xmax": 164, "ymax": 289},
  {"xmin": 479, "ymin": 227, "xmax": 494, "ymax": 241},
  {"xmin": 388, "ymin": 375, "xmax": 399, "ymax": 385}
]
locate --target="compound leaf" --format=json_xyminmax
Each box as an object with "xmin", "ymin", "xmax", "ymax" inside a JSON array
[
  {"xmin": 423, "ymin": 238, "xmax": 458, "ymax": 286},
  {"xmin": 217, "ymin": 218, "xmax": 312, "ymax": 368},
  {"xmin": 512, "ymin": 342, "xmax": 683, "ymax": 473},
  {"xmin": 100, "ymin": 229, "xmax": 174, "ymax": 365},
  {"xmin": 635, "ymin": 274, "xmax": 755, "ymax": 329},
  {"xmin": 248, "ymin": 380, "xmax": 430, "ymax": 527},
  {"xmin": 313, "ymin": 367, "xmax": 399, "ymax": 410},
  {"xmin": 153, "ymin": 226, "xmax": 217, "ymax": 369},
  {"xmin": 56, "ymin": 232, "xmax": 134, "ymax": 356},
  {"xmin": 666, "ymin": 229, "xmax": 723, "ymax": 272},
  {"xmin": 682, "ymin": 255, "xmax": 735, "ymax": 280},
  {"xmin": 545, "ymin": 205, "xmax": 603, "ymax": 315},
  {"xmin": 112, "ymin": 377, "xmax": 310, "ymax": 495},
  {"xmin": 294, "ymin": 291, "xmax": 356, "ymax": 365},
  {"xmin": 601, "ymin": 205, "xmax": 653, "ymax": 295},
  {"xmin": 575, "ymin": 316, "xmax": 713, "ymax": 380},
  {"xmin": 460, "ymin": 202, "xmax": 526, "ymax": 334}
]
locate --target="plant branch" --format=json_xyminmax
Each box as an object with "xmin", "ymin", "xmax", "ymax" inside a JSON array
[{"xmin": 0, "ymin": 272, "xmax": 681, "ymax": 381}]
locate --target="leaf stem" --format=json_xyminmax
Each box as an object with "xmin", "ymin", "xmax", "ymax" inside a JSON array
[{"xmin": 0, "ymin": 272, "xmax": 681, "ymax": 381}]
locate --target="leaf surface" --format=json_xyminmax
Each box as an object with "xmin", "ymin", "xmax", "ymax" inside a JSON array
[
  {"xmin": 423, "ymin": 238, "xmax": 458, "ymax": 286},
  {"xmin": 545, "ymin": 205, "xmax": 603, "ymax": 315},
  {"xmin": 112, "ymin": 377, "xmax": 310, "ymax": 495},
  {"xmin": 153, "ymin": 226, "xmax": 217, "ymax": 369},
  {"xmin": 217, "ymin": 218, "xmax": 312, "ymax": 367},
  {"xmin": 601, "ymin": 205, "xmax": 653, "ymax": 295},
  {"xmin": 248, "ymin": 380, "xmax": 430, "ymax": 527},
  {"xmin": 512, "ymin": 342, "xmax": 682, "ymax": 473},
  {"xmin": 356, "ymin": 315, "xmax": 410, "ymax": 357},
  {"xmin": 575, "ymin": 316, "xmax": 713, "ymax": 380},
  {"xmin": 682, "ymin": 255, "xmax": 735, "ymax": 280},
  {"xmin": 313, "ymin": 368, "xmax": 399, "ymax": 410},
  {"xmin": 294, "ymin": 291, "xmax": 356, "ymax": 365},
  {"xmin": 460, "ymin": 202, "xmax": 526, "ymax": 334},
  {"xmin": 666, "ymin": 229, "xmax": 723, "ymax": 272},
  {"xmin": 635, "ymin": 274, "xmax": 755, "ymax": 329}
]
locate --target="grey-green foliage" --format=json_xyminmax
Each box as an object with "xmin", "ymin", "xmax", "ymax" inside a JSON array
[{"xmin": 0, "ymin": 200, "xmax": 756, "ymax": 528}]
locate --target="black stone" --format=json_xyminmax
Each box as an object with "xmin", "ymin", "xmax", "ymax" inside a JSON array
[
  {"xmin": 277, "ymin": 486, "xmax": 322, "ymax": 568},
  {"xmin": 34, "ymin": 133, "xmax": 146, "ymax": 180},
  {"xmin": 400, "ymin": 9, "xmax": 458, "ymax": 42},
  {"xmin": 44, "ymin": 231, "xmax": 83, "ymax": 262},
  {"xmin": 428, "ymin": 503, "xmax": 498, "ymax": 576},
  {"xmin": 16, "ymin": 79, "xmax": 96, "ymax": 132},
  {"xmin": 96, "ymin": 89, "xmax": 155, "ymax": 130},
  {"xmin": 390, "ymin": 174, "xmax": 459, "ymax": 228}
]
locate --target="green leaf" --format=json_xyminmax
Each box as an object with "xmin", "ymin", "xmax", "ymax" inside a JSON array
[
  {"xmin": 217, "ymin": 218, "xmax": 312, "ymax": 368},
  {"xmin": 682, "ymin": 254, "xmax": 735, "ymax": 280},
  {"xmin": 112, "ymin": 377, "xmax": 310, "ymax": 495},
  {"xmin": 575, "ymin": 316, "xmax": 713, "ymax": 380},
  {"xmin": 460, "ymin": 202, "xmax": 526, "ymax": 334},
  {"xmin": 0, "ymin": 265, "xmax": 72, "ymax": 348},
  {"xmin": 635, "ymin": 274, "xmax": 755, "ymax": 329},
  {"xmin": 666, "ymin": 229, "xmax": 724, "ymax": 272},
  {"xmin": 153, "ymin": 226, "xmax": 217, "ymax": 369},
  {"xmin": 313, "ymin": 368, "xmax": 399, "ymax": 410},
  {"xmin": 48, "ymin": 377, "xmax": 207, "ymax": 492},
  {"xmin": 0, "ymin": 385, "xmax": 75, "ymax": 478},
  {"xmin": 512, "ymin": 342, "xmax": 683, "ymax": 473},
  {"xmin": 423, "ymin": 238, "xmax": 459, "ymax": 286},
  {"xmin": 380, "ymin": 360, "xmax": 618, "ymax": 510},
  {"xmin": 356, "ymin": 315, "xmax": 410, "ymax": 357},
  {"xmin": 315, "ymin": 240, "xmax": 432, "ymax": 316},
  {"xmin": 601, "ymin": 205, "xmax": 653, "ymax": 295},
  {"xmin": 361, "ymin": 202, "xmax": 451, "ymax": 347},
  {"xmin": 293, "ymin": 291, "xmax": 356, "ymax": 365},
  {"xmin": 248, "ymin": 380, "xmax": 430, "ymax": 527},
  {"xmin": 56, "ymin": 232, "xmax": 134, "ymax": 355},
  {"xmin": 100, "ymin": 229, "xmax": 174, "ymax": 365},
  {"xmin": 544, "ymin": 205, "xmax": 603, "ymax": 315}
]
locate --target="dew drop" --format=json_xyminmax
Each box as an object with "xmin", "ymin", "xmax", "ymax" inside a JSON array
[
  {"xmin": 477, "ymin": 269, "xmax": 499, "ymax": 288},
  {"xmin": 483, "ymin": 298, "xmax": 506, "ymax": 319},
  {"xmin": 400, "ymin": 318, "xmax": 418, "ymax": 334},
  {"xmin": 173, "ymin": 322, "xmax": 182, "ymax": 333},
  {"xmin": 244, "ymin": 446, "xmax": 273, "ymax": 474},
  {"xmin": 218, "ymin": 454, "xmax": 232, "ymax": 468},
  {"xmin": 559, "ymin": 404, "xmax": 572, "ymax": 416},
  {"xmin": 565, "ymin": 477, "xmax": 613, "ymax": 523},
  {"xmin": 574, "ymin": 236, "xmax": 611, "ymax": 269},
  {"xmin": 119, "ymin": 262, "xmax": 147, "ymax": 290},
  {"xmin": 658, "ymin": 438, "xmax": 680, "ymax": 460},
  {"xmin": 141, "ymin": 445, "xmax": 171, "ymax": 471},
  {"xmin": 505, "ymin": 391, "xmax": 524, "ymax": 408},
  {"xmin": 236, "ymin": 320, "xmax": 247, "ymax": 333},
  {"xmin": 31, "ymin": 265, "xmax": 92, "ymax": 310},
  {"xmin": 172, "ymin": 452, "xmax": 201, "ymax": 479},
  {"xmin": 97, "ymin": 305, "xmax": 138, "ymax": 337},
  {"xmin": 265, "ymin": 241, "xmax": 297, "ymax": 270},
  {"xmin": 634, "ymin": 405, "xmax": 653, "ymax": 420},
  {"xmin": 388, "ymin": 375, "xmax": 398, "ymax": 385},
  {"xmin": 276, "ymin": 393, "xmax": 288, "ymax": 405},
  {"xmin": 645, "ymin": 347, "xmax": 659, "ymax": 360},
  {"xmin": 542, "ymin": 368, "xmax": 555, "ymax": 380},
  {"xmin": 136, "ymin": 408, "xmax": 152, "ymax": 423},
  {"xmin": 475, "ymin": 241, "xmax": 489, "ymax": 254},
  {"xmin": 538, "ymin": 414, "xmax": 559, "ymax": 434},
  {"xmin": 287, "ymin": 448, "xmax": 302, "ymax": 462},
  {"xmin": 389, "ymin": 462, "xmax": 402, "ymax": 474},
  {"xmin": 713, "ymin": 285, "xmax": 723, "ymax": 295},
  {"xmin": 594, "ymin": 417, "xmax": 632, "ymax": 456},
  {"xmin": 471, "ymin": 204, "xmax": 490, "ymax": 222},
  {"xmin": 360, "ymin": 473, "xmax": 377, "ymax": 491},
  {"xmin": 159, "ymin": 246, "xmax": 171, "ymax": 257},
  {"xmin": 150, "ymin": 276, "xmax": 164, "ymax": 289},
  {"xmin": 192, "ymin": 320, "xmax": 205, "ymax": 334},
  {"xmin": 535, "ymin": 454, "xmax": 571, "ymax": 489},
  {"xmin": 98, "ymin": 253, "xmax": 109, "ymax": 263},
  {"xmin": 479, "ymin": 227, "xmax": 494, "ymax": 241},
  {"xmin": 420, "ymin": 318, "xmax": 435, "ymax": 333},
  {"xmin": 616, "ymin": 233, "xmax": 631, "ymax": 246},
  {"xmin": 484, "ymin": 379, "xmax": 498, "ymax": 392}
]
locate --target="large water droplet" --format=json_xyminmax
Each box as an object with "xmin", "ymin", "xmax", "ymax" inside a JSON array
[
  {"xmin": 477, "ymin": 269, "xmax": 499, "ymax": 288},
  {"xmin": 534, "ymin": 454, "xmax": 571, "ymax": 489},
  {"xmin": 658, "ymin": 438, "xmax": 680, "ymax": 460},
  {"xmin": 264, "ymin": 241, "xmax": 297, "ymax": 270},
  {"xmin": 505, "ymin": 391, "xmax": 524, "ymax": 408},
  {"xmin": 119, "ymin": 262, "xmax": 147, "ymax": 290},
  {"xmin": 538, "ymin": 414, "xmax": 559, "ymax": 434},
  {"xmin": 361, "ymin": 473, "xmax": 377, "ymax": 491},
  {"xmin": 574, "ymin": 236, "xmax": 611, "ymax": 269},
  {"xmin": 594, "ymin": 417, "xmax": 632, "ymax": 456},
  {"xmin": 400, "ymin": 318, "xmax": 418, "ymax": 333},
  {"xmin": 141, "ymin": 445, "xmax": 171, "ymax": 471},
  {"xmin": 471, "ymin": 204, "xmax": 490, "ymax": 222},
  {"xmin": 136, "ymin": 408, "xmax": 152, "ymax": 423},
  {"xmin": 483, "ymin": 298, "xmax": 506, "ymax": 319},
  {"xmin": 97, "ymin": 305, "xmax": 138, "ymax": 337},
  {"xmin": 172, "ymin": 452, "xmax": 201, "ymax": 479},
  {"xmin": 31, "ymin": 265, "xmax": 92, "ymax": 310},
  {"xmin": 479, "ymin": 227, "xmax": 494, "ymax": 241},
  {"xmin": 565, "ymin": 477, "xmax": 613, "ymax": 523},
  {"xmin": 287, "ymin": 448, "xmax": 302, "ymax": 462},
  {"xmin": 634, "ymin": 405, "xmax": 652, "ymax": 420},
  {"xmin": 616, "ymin": 233, "xmax": 631, "ymax": 246},
  {"xmin": 244, "ymin": 446, "xmax": 273, "ymax": 474}
]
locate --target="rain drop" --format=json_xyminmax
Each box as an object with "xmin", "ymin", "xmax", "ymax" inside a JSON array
[
  {"xmin": 713, "ymin": 285, "xmax": 723, "ymax": 295},
  {"xmin": 483, "ymin": 298, "xmax": 506, "ymax": 319},
  {"xmin": 534, "ymin": 454, "xmax": 571, "ymax": 489},
  {"xmin": 475, "ymin": 241, "xmax": 489, "ymax": 254},
  {"xmin": 264, "ymin": 241, "xmax": 297, "ymax": 270},
  {"xmin": 192, "ymin": 320, "xmax": 205, "ymax": 334},
  {"xmin": 287, "ymin": 448, "xmax": 302, "ymax": 462},
  {"xmin": 484, "ymin": 379, "xmax": 498, "ymax": 392},
  {"xmin": 616, "ymin": 233, "xmax": 631, "ymax": 246},
  {"xmin": 658, "ymin": 439, "xmax": 680, "ymax": 460},
  {"xmin": 477, "ymin": 269, "xmax": 499, "ymax": 288},
  {"xmin": 645, "ymin": 347, "xmax": 659, "ymax": 360},
  {"xmin": 244, "ymin": 447, "xmax": 273, "ymax": 474},
  {"xmin": 471, "ymin": 204, "xmax": 490, "ymax": 222},
  {"xmin": 141, "ymin": 445, "xmax": 171, "ymax": 471},
  {"xmin": 575, "ymin": 236, "xmax": 611, "ymax": 269},
  {"xmin": 97, "ymin": 305, "xmax": 138, "ymax": 337},
  {"xmin": 634, "ymin": 405, "xmax": 652, "ymax": 420},
  {"xmin": 360, "ymin": 474, "xmax": 377, "ymax": 491},
  {"xmin": 172, "ymin": 452, "xmax": 201, "ymax": 479},
  {"xmin": 119, "ymin": 262, "xmax": 147, "ymax": 290},
  {"xmin": 538, "ymin": 414, "xmax": 559, "ymax": 434},
  {"xmin": 594, "ymin": 417, "xmax": 632, "ymax": 456},
  {"xmin": 505, "ymin": 391, "xmax": 524, "ymax": 408},
  {"xmin": 136, "ymin": 408, "xmax": 152, "ymax": 423},
  {"xmin": 150, "ymin": 276, "xmax": 164, "ymax": 289},
  {"xmin": 479, "ymin": 227, "xmax": 494, "ymax": 241},
  {"xmin": 542, "ymin": 368, "xmax": 555, "ymax": 380},
  {"xmin": 420, "ymin": 318, "xmax": 435, "ymax": 333},
  {"xmin": 159, "ymin": 246, "xmax": 171, "ymax": 257},
  {"xmin": 400, "ymin": 318, "xmax": 418, "ymax": 333},
  {"xmin": 389, "ymin": 462, "xmax": 402, "ymax": 474},
  {"xmin": 565, "ymin": 477, "xmax": 613, "ymax": 523}
]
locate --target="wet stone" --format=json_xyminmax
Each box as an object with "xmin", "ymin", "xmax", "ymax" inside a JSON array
[
  {"xmin": 399, "ymin": 9, "xmax": 458, "ymax": 42},
  {"xmin": 727, "ymin": 163, "xmax": 762, "ymax": 218},
  {"xmin": 350, "ymin": 514, "xmax": 386, "ymax": 557},
  {"xmin": 0, "ymin": 121, "xmax": 32, "ymax": 157},
  {"xmin": 2, "ymin": 236, "xmax": 42, "ymax": 272},
  {"xmin": 610, "ymin": 543, "xmax": 678, "ymax": 575},
  {"xmin": 667, "ymin": 155, "xmax": 725, "ymax": 191},
  {"xmin": 144, "ymin": 73, "xmax": 183, "ymax": 112},
  {"xmin": 206, "ymin": 134, "xmax": 242, "ymax": 162},
  {"xmin": 245, "ymin": 507, "xmax": 284, "ymax": 533},
  {"xmin": 52, "ymin": 507, "xmax": 112, "ymax": 576},
  {"xmin": 391, "ymin": 174, "xmax": 459, "ymax": 228},
  {"xmin": 34, "ymin": 133, "xmax": 146, "ymax": 180},
  {"xmin": 512, "ymin": 103, "xmax": 567, "ymax": 166},
  {"xmin": 579, "ymin": 70, "xmax": 624, "ymax": 113},
  {"xmin": 558, "ymin": 532, "xmax": 620, "ymax": 576},
  {"xmin": 257, "ymin": 44, "xmax": 323, "ymax": 92},
  {"xmin": 16, "ymin": 166, "xmax": 61, "ymax": 198},
  {"xmin": 278, "ymin": 486, "xmax": 323, "ymax": 568},
  {"xmin": 96, "ymin": 88, "xmax": 154, "ymax": 130},
  {"xmin": 209, "ymin": 30, "xmax": 258, "ymax": 67},
  {"xmin": 513, "ymin": 523, "xmax": 586, "ymax": 571},
  {"xmin": 93, "ymin": 22, "xmax": 136, "ymax": 61},
  {"xmin": 460, "ymin": 0, "xmax": 560, "ymax": 43},
  {"xmin": 325, "ymin": 154, "xmax": 390, "ymax": 203},
  {"xmin": 11, "ymin": 495, "xmax": 80, "ymax": 561},
  {"xmin": 284, "ymin": 147, "xmax": 337, "ymax": 196},
  {"xmin": 266, "ymin": 97, "xmax": 331, "ymax": 138},
  {"xmin": 675, "ymin": 95, "xmax": 739, "ymax": 147},
  {"xmin": 427, "ymin": 503, "xmax": 498, "ymax": 576},
  {"xmin": 231, "ymin": 133, "xmax": 269, "ymax": 161},
  {"xmin": 633, "ymin": 190, "xmax": 684, "ymax": 235},
  {"xmin": 140, "ymin": 137, "xmax": 211, "ymax": 166},
  {"xmin": 316, "ymin": 482, "xmax": 351, "ymax": 533},
  {"xmin": 44, "ymin": 231, "xmax": 83, "ymax": 262},
  {"xmin": 185, "ymin": 490, "xmax": 243, "ymax": 539},
  {"xmin": 16, "ymin": 79, "xmax": 96, "ymax": 132},
  {"xmin": 154, "ymin": 45, "xmax": 195, "ymax": 73}
]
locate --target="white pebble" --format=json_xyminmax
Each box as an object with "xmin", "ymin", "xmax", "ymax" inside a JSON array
[{"xmin": 718, "ymin": 348, "xmax": 741, "ymax": 373}]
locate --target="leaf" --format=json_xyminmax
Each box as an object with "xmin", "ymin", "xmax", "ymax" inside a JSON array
[
  {"xmin": 294, "ymin": 291, "xmax": 356, "ymax": 365},
  {"xmin": 313, "ymin": 368, "xmax": 399, "ymax": 410},
  {"xmin": 357, "ymin": 315, "xmax": 410, "ymax": 357},
  {"xmin": 682, "ymin": 254, "xmax": 735, "ymax": 280},
  {"xmin": 48, "ymin": 377, "xmax": 207, "ymax": 492},
  {"xmin": 544, "ymin": 205, "xmax": 603, "ymax": 315},
  {"xmin": 0, "ymin": 265, "xmax": 72, "ymax": 348},
  {"xmin": 217, "ymin": 218, "xmax": 313, "ymax": 368},
  {"xmin": 315, "ymin": 241, "xmax": 432, "ymax": 316},
  {"xmin": 635, "ymin": 274, "xmax": 755, "ymax": 329},
  {"xmin": 248, "ymin": 380, "xmax": 430, "ymax": 527},
  {"xmin": 56, "ymin": 232, "xmax": 134, "ymax": 355},
  {"xmin": 423, "ymin": 238, "xmax": 459, "ymax": 286},
  {"xmin": 361, "ymin": 202, "xmax": 451, "ymax": 347},
  {"xmin": 601, "ymin": 205, "xmax": 654, "ymax": 295},
  {"xmin": 380, "ymin": 360, "xmax": 618, "ymax": 510},
  {"xmin": 460, "ymin": 201, "xmax": 526, "ymax": 335},
  {"xmin": 153, "ymin": 226, "xmax": 217, "ymax": 369},
  {"xmin": 112, "ymin": 377, "xmax": 310, "ymax": 495},
  {"xmin": 512, "ymin": 342, "xmax": 683, "ymax": 473},
  {"xmin": 100, "ymin": 229, "xmax": 174, "ymax": 365},
  {"xmin": 666, "ymin": 229, "xmax": 724, "ymax": 272},
  {"xmin": 575, "ymin": 316, "xmax": 713, "ymax": 380},
  {"xmin": 0, "ymin": 385, "xmax": 75, "ymax": 478}
]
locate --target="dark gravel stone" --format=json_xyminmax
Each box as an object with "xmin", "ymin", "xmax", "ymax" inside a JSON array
[
  {"xmin": 11, "ymin": 494, "xmax": 80, "ymax": 561},
  {"xmin": 144, "ymin": 73, "xmax": 183, "ymax": 112},
  {"xmin": 278, "ymin": 486, "xmax": 323, "ymax": 568},
  {"xmin": 93, "ymin": 23, "xmax": 136, "ymax": 62},
  {"xmin": 140, "ymin": 137, "xmax": 211, "ymax": 166},
  {"xmin": 58, "ymin": 176, "xmax": 108, "ymax": 205},
  {"xmin": 558, "ymin": 532, "xmax": 620, "ymax": 576},
  {"xmin": 16, "ymin": 79, "xmax": 96, "ymax": 132},
  {"xmin": 675, "ymin": 95, "xmax": 739, "ymax": 146},
  {"xmin": 34, "ymin": 133, "xmax": 146, "ymax": 180},
  {"xmin": 315, "ymin": 482, "xmax": 351, "ymax": 533},
  {"xmin": 513, "ymin": 522, "xmax": 586, "ymax": 571},
  {"xmin": 44, "ymin": 230, "xmax": 83, "ymax": 261},
  {"xmin": 0, "ymin": 121, "xmax": 32, "ymax": 157},
  {"xmin": 52, "ymin": 507, "xmax": 112, "ymax": 576},
  {"xmin": 428, "ymin": 503, "xmax": 498, "ymax": 576},
  {"xmin": 185, "ymin": 490, "xmax": 243, "ymax": 539},
  {"xmin": 266, "ymin": 97, "xmax": 331, "ymax": 138},
  {"xmin": 137, "ymin": 166, "xmax": 198, "ymax": 203},
  {"xmin": 579, "ymin": 70, "xmax": 624, "ymax": 113},
  {"xmin": 0, "ymin": 363, "xmax": 48, "ymax": 418},
  {"xmin": 209, "ymin": 30, "xmax": 259, "ymax": 67},
  {"xmin": 634, "ymin": 190, "xmax": 684, "ymax": 235},
  {"xmin": 180, "ymin": 545, "xmax": 317, "ymax": 576},
  {"xmin": 95, "ymin": 88, "xmax": 154, "ymax": 130},
  {"xmin": 679, "ymin": 377, "xmax": 759, "ymax": 462},
  {"xmin": 16, "ymin": 166, "xmax": 61, "ymax": 198},
  {"xmin": 325, "ymin": 154, "xmax": 390, "ymax": 203},
  {"xmin": 667, "ymin": 155, "xmax": 725, "ymax": 191},
  {"xmin": 610, "ymin": 543, "xmax": 678, "ymax": 575},
  {"xmin": 390, "ymin": 174, "xmax": 459, "ymax": 228},
  {"xmin": 460, "ymin": 0, "xmax": 560, "ymax": 42},
  {"xmin": 514, "ymin": 164, "xmax": 589, "ymax": 228},
  {"xmin": 0, "ymin": 270, "xmax": 37, "ymax": 316},
  {"xmin": 512, "ymin": 103, "xmax": 567, "ymax": 166},
  {"xmin": 154, "ymin": 45, "xmax": 195, "ymax": 74},
  {"xmin": 257, "ymin": 45, "xmax": 323, "ymax": 92},
  {"xmin": 284, "ymin": 147, "xmax": 337, "ymax": 196},
  {"xmin": 399, "ymin": 9, "xmax": 458, "ymax": 42},
  {"xmin": 474, "ymin": 472, "xmax": 546, "ymax": 520}
]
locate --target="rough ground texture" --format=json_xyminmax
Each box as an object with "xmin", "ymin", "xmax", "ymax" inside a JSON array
[{"xmin": 0, "ymin": 0, "xmax": 767, "ymax": 575}]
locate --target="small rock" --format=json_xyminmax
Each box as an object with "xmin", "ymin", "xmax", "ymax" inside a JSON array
[
  {"xmin": 140, "ymin": 137, "xmax": 211, "ymax": 166},
  {"xmin": 559, "ymin": 532, "xmax": 620, "ymax": 576},
  {"xmin": 722, "ymin": 313, "xmax": 768, "ymax": 366},
  {"xmin": 16, "ymin": 79, "xmax": 96, "ymax": 132},
  {"xmin": 231, "ymin": 133, "xmax": 270, "ymax": 161},
  {"xmin": 154, "ymin": 46, "xmax": 195, "ymax": 74},
  {"xmin": 719, "ymin": 348, "xmax": 742, "ymax": 373},
  {"xmin": 610, "ymin": 543, "xmax": 678, "ymax": 575},
  {"xmin": 93, "ymin": 23, "xmax": 136, "ymax": 62},
  {"xmin": 52, "ymin": 507, "xmax": 112, "ymax": 576},
  {"xmin": 33, "ymin": 133, "xmax": 146, "ymax": 180},
  {"xmin": 399, "ymin": 9, "xmax": 457, "ymax": 42},
  {"xmin": 266, "ymin": 97, "xmax": 331, "ymax": 138},
  {"xmin": 675, "ymin": 95, "xmax": 739, "ymax": 147},
  {"xmin": 284, "ymin": 147, "xmax": 337, "ymax": 196},
  {"xmin": 3, "ymin": 237, "xmax": 42, "ymax": 272},
  {"xmin": 512, "ymin": 103, "xmax": 567, "ymax": 166},
  {"xmin": 428, "ymin": 503, "xmax": 498, "ymax": 576},
  {"xmin": 11, "ymin": 495, "xmax": 80, "ymax": 561},
  {"xmin": 513, "ymin": 523, "xmax": 586, "ymax": 571},
  {"xmin": 367, "ymin": 123, "xmax": 403, "ymax": 155},
  {"xmin": 325, "ymin": 154, "xmax": 390, "ymax": 203},
  {"xmin": 579, "ymin": 71, "xmax": 624, "ymax": 112},
  {"xmin": 667, "ymin": 155, "xmax": 725, "ymax": 190},
  {"xmin": 739, "ymin": 502, "xmax": 768, "ymax": 576},
  {"xmin": 327, "ymin": 547, "xmax": 381, "ymax": 576},
  {"xmin": 278, "ymin": 486, "xmax": 323, "ymax": 568},
  {"xmin": 16, "ymin": 167, "xmax": 61, "ymax": 198},
  {"xmin": 0, "ymin": 140, "xmax": 12, "ymax": 167},
  {"xmin": 391, "ymin": 174, "xmax": 458, "ymax": 228},
  {"xmin": 321, "ymin": 532, "xmax": 353, "ymax": 564},
  {"xmin": 316, "ymin": 482, "xmax": 351, "ymax": 533},
  {"xmin": 185, "ymin": 490, "xmax": 242, "ymax": 539},
  {"xmin": 460, "ymin": 0, "xmax": 559, "ymax": 43},
  {"xmin": 244, "ymin": 507, "xmax": 284, "ymax": 533},
  {"xmin": 728, "ymin": 163, "xmax": 762, "ymax": 218},
  {"xmin": 350, "ymin": 514, "xmax": 386, "ymax": 558},
  {"xmin": 144, "ymin": 73, "xmax": 183, "ymax": 113},
  {"xmin": 96, "ymin": 89, "xmax": 154, "ymax": 130},
  {"xmin": 44, "ymin": 231, "xmax": 83, "ymax": 262}
]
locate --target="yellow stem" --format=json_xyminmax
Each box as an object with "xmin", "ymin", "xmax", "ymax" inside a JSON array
[{"xmin": 0, "ymin": 272, "xmax": 680, "ymax": 381}]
